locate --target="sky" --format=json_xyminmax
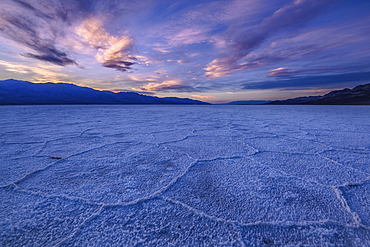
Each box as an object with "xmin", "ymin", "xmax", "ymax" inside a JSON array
[{"xmin": 0, "ymin": 0, "xmax": 370, "ymax": 103}]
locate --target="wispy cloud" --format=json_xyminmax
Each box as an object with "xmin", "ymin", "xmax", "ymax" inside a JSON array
[
  {"xmin": 0, "ymin": 0, "xmax": 79, "ymax": 66},
  {"xmin": 146, "ymin": 0, "xmax": 269, "ymax": 56},
  {"xmin": 135, "ymin": 78, "xmax": 201, "ymax": 93},
  {"xmin": 204, "ymin": 0, "xmax": 336, "ymax": 78},
  {"xmin": 155, "ymin": 70, "xmax": 167, "ymax": 74},
  {"xmin": 0, "ymin": 60, "xmax": 30, "ymax": 74},
  {"xmin": 268, "ymin": 68, "xmax": 299, "ymax": 77},
  {"xmin": 0, "ymin": 0, "xmax": 142, "ymax": 71},
  {"xmin": 204, "ymin": 58, "xmax": 260, "ymax": 78},
  {"xmin": 0, "ymin": 59, "xmax": 72, "ymax": 82},
  {"xmin": 167, "ymin": 28, "xmax": 209, "ymax": 47},
  {"xmin": 191, "ymin": 95, "xmax": 215, "ymax": 99},
  {"xmin": 140, "ymin": 80, "xmax": 183, "ymax": 91}
]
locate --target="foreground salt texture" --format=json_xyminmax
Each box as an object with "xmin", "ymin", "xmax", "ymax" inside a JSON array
[{"xmin": 1, "ymin": 105, "xmax": 370, "ymax": 246}]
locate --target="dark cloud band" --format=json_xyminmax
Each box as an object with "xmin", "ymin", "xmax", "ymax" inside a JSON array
[
  {"xmin": 102, "ymin": 60, "xmax": 135, "ymax": 72},
  {"xmin": 25, "ymin": 53, "xmax": 78, "ymax": 66},
  {"xmin": 242, "ymin": 71, "xmax": 370, "ymax": 90}
]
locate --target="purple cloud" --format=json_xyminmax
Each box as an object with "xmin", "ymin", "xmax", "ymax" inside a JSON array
[
  {"xmin": 0, "ymin": 0, "xmax": 79, "ymax": 66},
  {"xmin": 139, "ymin": 80, "xmax": 196, "ymax": 92},
  {"xmin": 205, "ymin": 0, "xmax": 337, "ymax": 78},
  {"xmin": 25, "ymin": 52, "xmax": 78, "ymax": 66},
  {"xmin": 242, "ymin": 71, "xmax": 370, "ymax": 90},
  {"xmin": 0, "ymin": 0, "xmax": 143, "ymax": 69},
  {"xmin": 102, "ymin": 60, "xmax": 135, "ymax": 72}
]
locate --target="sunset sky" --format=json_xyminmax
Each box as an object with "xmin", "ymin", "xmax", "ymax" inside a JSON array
[{"xmin": 0, "ymin": 0, "xmax": 369, "ymax": 103}]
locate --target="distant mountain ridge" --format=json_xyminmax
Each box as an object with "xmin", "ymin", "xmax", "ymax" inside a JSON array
[
  {"xmin": 268, "ymin": 83, "xmax": 370, "ymax": 105},
  {"xmin": 0, "ymin": 79, "xmax": 210, "ymax": 105}
]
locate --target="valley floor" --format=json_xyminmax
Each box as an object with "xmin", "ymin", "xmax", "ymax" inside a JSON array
[{"xmin": 1, "ymin": 105, "xmax": 370, "ymax": 246}]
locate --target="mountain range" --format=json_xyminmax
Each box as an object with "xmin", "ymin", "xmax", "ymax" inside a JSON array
[
  {"xmin": 1, "ymin": 79, "xmax": 369, "ymax": 105},
  {"xmin": 0, "ymin": 79, "xmax": 209, "ymax": 105},
  {"xmin": 268, "ymin": 83, "xmax": 370, "ymax": 105}
]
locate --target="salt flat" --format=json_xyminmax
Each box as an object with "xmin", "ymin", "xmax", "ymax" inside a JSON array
[{"xmin": 1, "ymin": 105, "xmax": 370, "ymax": 246}]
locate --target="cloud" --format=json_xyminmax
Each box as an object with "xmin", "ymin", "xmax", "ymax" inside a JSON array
[
  {"xmin": 0, "ymin": 60, "xmax": 30, "ymax": 74},
  {"xmin": 0, "ymin": 0, "xmax": 80, "ymax": 66},
  {"xmin": 76, "ymin": 17, "xmax": 135, "ymax": 72},
  {"xmin": 136, "ymin": 55, "xmax": 162, "ymax": 66},
  {"xmin": 168, "ymin": 28, "xmax": 209, "ymax": 47},
  {"xmin": 11, "ymin": 0, "xmax": 53, "ymax": 19},
  {"xmin": 146, "ymin": 0, "xmax": 268, "ymax": 56},
  {"xmin": 24, "ymin": 51, "xmax": 78, "ymax": 66},
  {"xmin": 155, "ymin": 70, "xmax": 168, "ymax": 74},
  {"xmin": 204, "ymin": 58, "xmax": 260, "ymax": 78},
  {"xmin": 204, "ymin": 41, "xmax": 327, "ymax": 79},
  {"xmin": 0, "ymin": 0, "xmax": 145, "ymax": 69},
  {"xmin": 204, "ymin": 0, "xmax": 336, "ymax": 78},
  {"xmin": 191, "ymin": 95, "xmax": 215, "ymax": 99},
  {"xmin": 136, "ymin": 79, "xmax": 200, "ymax": 92},
  {"xmin": 206, "ymin": 24, "xmax": 370, "ymax": 80},
  {"xmin": 242, "ymin": 71, "xmax": 370, "ymax": 90},
  {"xmin": 177, "ymin": 59, "xmax": 189, "ymax": 64},
  {"xmin": 236, "ymin": 0, "xmax": 335, "ymax": 58},
  {"xmin": 268, "ymin": 68, "xmax": 299, "ymax": 77},
  {"xmin": 0, "ymin": 59, "xmax": 71, "ymax": 81},
  {"xmin": 140, "ymin": 80, "xmax": 183, "ymax": 91},
  {"xmin": 101, "ymin": 60, "xmax": 134, "ymax": 72}
]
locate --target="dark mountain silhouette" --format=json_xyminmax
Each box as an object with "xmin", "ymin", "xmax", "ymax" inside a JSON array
[
  {"xmin": 0, "ymin": 79, "xmax": 210, "ymax": 105},
  {"xmin": 268, "ymin": 83, "xmax": 370, "ymax": 105}
]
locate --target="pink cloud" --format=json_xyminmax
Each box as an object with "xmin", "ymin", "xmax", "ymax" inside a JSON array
[
  {"xmin": 140, "ymin": 80, "xmax": 183, "ymax": 91},
  {"xmin": 191, "ymin": 95, "xmax": 215, "ymax": 99},
  {"xmin": 268, "ymin": 68, "xmax": 299, "ymax": 77}
]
